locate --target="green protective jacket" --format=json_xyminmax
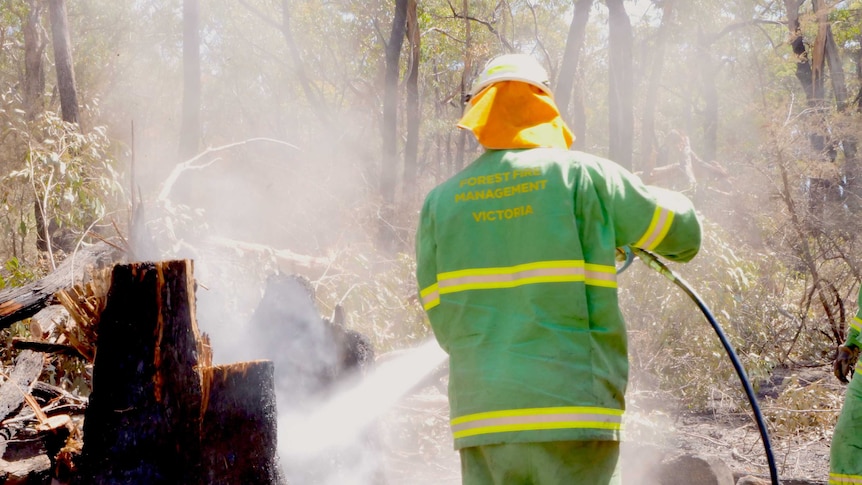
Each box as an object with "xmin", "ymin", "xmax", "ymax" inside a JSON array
[
  {"xmin": 415, "ymin": 148, "xmax": 702, "ymax": 450},
  {"xmin": 829, "ymin": 286, "xmax": 862, "ymax": 484}
]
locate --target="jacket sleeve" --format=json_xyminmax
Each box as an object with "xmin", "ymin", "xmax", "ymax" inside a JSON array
[
  {"xmin": 415, "ymin": 194, "xmax": 440, "ymax": 313},
  {"xmin": 589, "ymin": 159, "xmax": 702, "ymax": 263},
  {"xmin": 847, "ymin": 286, "xmax": 862, "ymax": 349}
]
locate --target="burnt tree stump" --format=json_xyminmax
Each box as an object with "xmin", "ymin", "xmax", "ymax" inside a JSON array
[
  {"xmin": 76, "ymin": 260, "xmax": 281, "ymax": 485},
  {"xmin": 201, "ymin": 361, "xmax": 282, "ymax": 484}
]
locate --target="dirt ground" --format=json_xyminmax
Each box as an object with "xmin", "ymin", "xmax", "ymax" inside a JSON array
[{"xmin": 377, "ymin": 364, "xmax": 841, "ymax": 485}]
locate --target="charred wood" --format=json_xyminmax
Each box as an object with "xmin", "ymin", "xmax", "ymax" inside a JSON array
[
  {"xmin": 200, "ymin": 361, "xmax": 283, "ymax": 485},
  {"xmin": 77, "ymin": 260, "xmax": 204, "ymax": 484}
]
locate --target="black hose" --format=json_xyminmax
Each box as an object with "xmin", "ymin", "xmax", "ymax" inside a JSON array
[{"xmin": 629, "ymin": 247, "xmax": 779, "ymax": 485}]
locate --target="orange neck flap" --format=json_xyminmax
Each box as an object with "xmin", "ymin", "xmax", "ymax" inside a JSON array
[{"xmin": 457, "ymin": 81, "xmax": 574, "ymax": 150}]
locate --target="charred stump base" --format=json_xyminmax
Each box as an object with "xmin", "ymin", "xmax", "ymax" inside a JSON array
[
  {"xmin": 201, "ymin": 362, "xmax": 281, "ymax": 485},
  {"xmin": 75, "ymin": 260, "xmax": 280, "ymax": 485}
]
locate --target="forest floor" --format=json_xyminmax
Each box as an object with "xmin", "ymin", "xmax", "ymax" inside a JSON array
[{"xmin": 376, "ymin": 364, "xmax": 840, "ymax": 485}]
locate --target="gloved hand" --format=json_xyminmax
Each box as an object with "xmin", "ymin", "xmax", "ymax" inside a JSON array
[{"xmin": 833, "ymin": 345, "xmax": 860, "ymax": 384}]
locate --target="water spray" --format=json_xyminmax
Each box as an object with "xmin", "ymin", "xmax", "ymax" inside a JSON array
[{"xmin": 622, "ymin": 247, "xmax": 779, "ymax": 485}]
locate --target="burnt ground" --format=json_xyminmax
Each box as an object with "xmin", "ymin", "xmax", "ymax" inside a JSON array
[{"xmin": 376, "ymin": 364, "xmax": 840, "ymax": 485}]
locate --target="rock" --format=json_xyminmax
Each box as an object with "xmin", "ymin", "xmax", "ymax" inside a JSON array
[{"xmin": 656, "ymin": 453, "xmax": 735, "ymax": 485}]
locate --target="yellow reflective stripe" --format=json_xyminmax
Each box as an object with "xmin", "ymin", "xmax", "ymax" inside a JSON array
[
  {"xmin": 829, "ymin": 473, "xmax": 862, "ymax": 484},
  {"xmin": 585, "ymin": 263, "xmax": 617, "ymax": 288},
  {"xmin": 437, "ymin": 260, "xmax": 617, "ymax": 294},
  {"xmin": 420, "ymin": 283, "xmax": 440, "ymax": 310},
  {"xmin": 451, "ymin": 406, "xmax": 623, "ymax": 439},
  {"xmin": 634, "ymin": 207, "xmax": 674, "ymax": 250},
  {"xmin": 851, "ymin": 316, "xmax": 862, "ymax": 333}
]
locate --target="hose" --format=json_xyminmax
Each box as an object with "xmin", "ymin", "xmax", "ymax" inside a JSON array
[{"xmin": 627, "ymin": 247, "xmax": 779, "ymax": 485}]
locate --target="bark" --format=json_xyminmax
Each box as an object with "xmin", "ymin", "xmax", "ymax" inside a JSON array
[
  {"xmin": 47, "ymin": 0, "xmax": 79, "ymax": 124},
  {"xmin": 454, "ymin": 0, "xmax": 472, "ymax": 172},
  {"xmin": 785, "ymin": 0, "xmax": 829, "ymax": 157},
  {"xmin": 379, "ymin": 0, "xmax": 408, "ymax": 248},
  {"xmin": 78, "ymin": 260, "xmax": 206, "ymax": 484},
  {"xmin": 178, "ymin": 0, "xmax": 202, "ymax": 161},
  {"xmin": 607, "ymin": 0, "xmax": 634, "ymax": 170},
  {"xmin": 555, "ymin": 0, "xmax": 592, "ymax": 145},
  {"xmin": 0, "ymin": 351, "xmax": 44, "ymax": 423},
  {"xmin": 382, "ymin": 0, "xmax": 408, "ymax": 205},
  {"xmin": 23, "ymin": 0, "xmax": 46, "ymax": 119},
  {"xmin": 200, "ymin": 362, "xmax": 282, "ymax": 485},
  {"xmin": 403, "ymin": 0, "xmax": 421, "ymax": 203}
]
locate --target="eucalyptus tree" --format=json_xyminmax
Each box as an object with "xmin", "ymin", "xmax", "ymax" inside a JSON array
[
  {"xmin": 555, "ymin": 0, "xmax": 593, "ymax": 150},
  {"xmin": 607, "ymin": 0, "xmax": 633, "ymax": 170},
  {"xmin": 47, "ymin": 0, "xmax": 79, "ymax": 124}
]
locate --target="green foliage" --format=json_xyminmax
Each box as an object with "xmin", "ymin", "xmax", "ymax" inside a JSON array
[
  {"xmin": 1, "ymin": 104, "xmax": 125, "ymax": 258},
  {"xmin": 0, "ymin": 256, "xmax": 35, "ymax": 289}
]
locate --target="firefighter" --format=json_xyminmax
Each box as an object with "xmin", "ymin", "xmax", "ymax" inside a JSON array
[
  {"xmin": 415, "ymin": 53, "xmax": 702, "ymax": 484},
  {"xmin": 830, "ymin": 286, "xmax": 862, "ymax": 485}
]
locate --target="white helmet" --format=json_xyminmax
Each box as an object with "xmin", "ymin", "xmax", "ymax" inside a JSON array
[{"xmin": 470, "ymin": 53, "xmax": 552, "ymax": 98}]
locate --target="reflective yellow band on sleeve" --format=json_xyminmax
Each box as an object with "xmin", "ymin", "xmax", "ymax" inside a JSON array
[
  {"xmin": 420, "ymin": 283, "xmax": 440, "ymax": 310},
  {"xmin": 451, "ymin": 406, "xmax": 623, "ymax": 440},
  {"xmin": 829, "ymin": 472, "xmax": 862, "ymax": 484},
  {"xmin": 584, "ymin": 263, "xmax": 617, "ymax": 288},
  {"xmin": 634, "ymin": 207, "xmax": 674, "ymax": 250}
]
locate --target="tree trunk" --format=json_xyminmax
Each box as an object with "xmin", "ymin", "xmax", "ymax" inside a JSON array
[
  {"xmin": 379, "ymin": 0, "xmax": 408, "ymax": 248},
  {"xmin": 555, "ymin": 0, "xmax": 592, "ymax": 144},
  {"xmin": 403, "ymin": 0, "xmax": 421, "ymax": 203},
  {"xmin": 639, "ymin": 0, "xmax": 674, "ymax": 171},
  {"xmin": 785, "ymin": 0, "xmax": 829, "ymax": 157},
  {"xmin": 816, "ymin": 0, "xmax": 859, "ymax": 208},
  {"xmin": 23, "ymin": 0, "xmax": 46, "ymax": 119},
  {"xmin": 382, "ymin": 0, "xmax": 408, "ymax": 204},
  {"xmin": 454, "ymin": 0, "xmax": 472, "ymax": 172},
  {"xmin": 178, "ymin": 0, "xmax": 202, "ymax": 161},
  {"xmin": 47, "ymin": 0, "xmax": 79, "ymax": 124},
  {"xmin": 607, "ymin": 0, "xmax": 633, "ymax": 170}
]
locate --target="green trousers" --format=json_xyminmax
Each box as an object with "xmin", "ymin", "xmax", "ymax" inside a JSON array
[
  {"xmin": 460, "ymin": 441, "xmax": 621, "ymax": 485},
  {"xmin": 830, "ymin": 372, "xmax": 862, "ymax": 485}
]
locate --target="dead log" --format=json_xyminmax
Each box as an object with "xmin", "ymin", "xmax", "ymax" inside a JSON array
[
  {"xmin": 0, "ymin": 242, "xmax": 119, "ymax": 329},
  {"xmin": 0, "ymin": 351, "xmax": 44, "ymax": 423},
  {"xmin": 200, "ymin": 361, "xmax": 282, "ymax": 485},
  {"xmin": 0, "ymin": 350, "xmax": 47, "ymax": 475}
]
